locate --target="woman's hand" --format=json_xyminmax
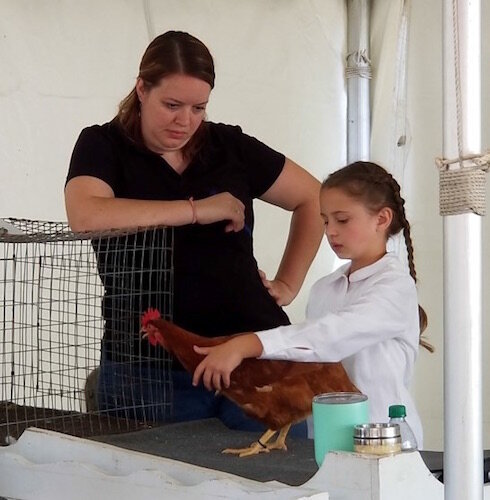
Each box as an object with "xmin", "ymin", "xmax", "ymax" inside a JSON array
[
  {"xmin": 192, "ymin": 334, "xmax": 263, "ymax": 391},
  {"xmin": 258, "ymin": 269, "xmax": 295, "ymax": 306},
  {"xmin": 194, "ymin": 192, "xmax": 245, "ymax": 232}
]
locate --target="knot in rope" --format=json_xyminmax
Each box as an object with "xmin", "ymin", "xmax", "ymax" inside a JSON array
[{"xmin": 345, "ymin": 49, "xmax": 372, "ymax": 79}]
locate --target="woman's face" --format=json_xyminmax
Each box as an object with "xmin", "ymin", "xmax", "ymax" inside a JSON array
[{"xmin": 136, "ymin": 73, "xmax": 212, "ymax": 154}]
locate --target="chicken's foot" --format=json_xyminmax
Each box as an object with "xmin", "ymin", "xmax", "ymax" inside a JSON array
[
  {"xmin": 222, "ymin": 425, "xmax": 291, "ymax": 457},
  {"xmin": 222, "ymin": 428, "xmax": 277, "ymax": 457}
]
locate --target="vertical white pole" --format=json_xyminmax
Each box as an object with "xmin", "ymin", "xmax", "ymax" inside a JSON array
[
  {"xmin": 442, "ymin": 1, "xmax": 483, "ymax": 499},
  {"xmin": 347, "ymin": 0, "xmax": 370, "ymax": 162}
]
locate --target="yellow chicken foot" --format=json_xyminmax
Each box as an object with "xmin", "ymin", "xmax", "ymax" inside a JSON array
[{"xmin": 222, "ymin": 428, "xmax": 277, "ymax": 457}]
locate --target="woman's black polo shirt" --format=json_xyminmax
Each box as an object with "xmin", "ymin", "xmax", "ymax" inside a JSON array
[{"xmin": 67, "ymin": 120, "xmax": 290, "ymax": 359}]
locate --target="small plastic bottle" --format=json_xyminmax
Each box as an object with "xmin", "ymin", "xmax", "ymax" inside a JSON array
[{"xmin": 388, "ymin": 404, "xmax": 418, "ymax": 451}]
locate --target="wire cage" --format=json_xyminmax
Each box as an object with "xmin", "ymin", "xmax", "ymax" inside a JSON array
[{"xmin": 0, "ymin": 218, "xmax": 174, "ymax": 444}]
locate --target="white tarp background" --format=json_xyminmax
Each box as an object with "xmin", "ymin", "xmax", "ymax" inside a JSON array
[{"xmin": 0, "ymin": 0, "xmax": 488, "ymax": 452}]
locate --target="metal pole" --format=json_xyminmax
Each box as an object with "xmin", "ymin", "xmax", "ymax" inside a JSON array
[
  {"xmin": 442, "ymin": 1, "xmax": 483, "ymax": 499},
  {"xmin": 346, "ymin": 0, "xmax": 370, "ymax": 162}
]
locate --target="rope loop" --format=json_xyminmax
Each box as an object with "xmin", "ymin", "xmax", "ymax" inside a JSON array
[{"xmin": 436, "ymin": 152, "xmax": 490, "ymax": 216}]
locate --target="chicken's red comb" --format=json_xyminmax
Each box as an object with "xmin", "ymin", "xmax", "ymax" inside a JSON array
[{"xmin": 141, "ymin": 308, "xmax": 161, "ymax": 327}]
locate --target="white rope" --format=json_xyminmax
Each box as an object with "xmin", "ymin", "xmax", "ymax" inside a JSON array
[{"xmin": 452, "ymin": 0, "xmax": 464, "ymax": 164}]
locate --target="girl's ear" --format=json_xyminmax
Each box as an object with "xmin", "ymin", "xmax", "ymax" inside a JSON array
[{"xmin": 377, "ymin": 207, "xmax": 393, "ymax": 232}]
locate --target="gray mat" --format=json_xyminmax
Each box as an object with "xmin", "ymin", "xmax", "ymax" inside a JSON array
[{"xmin": 93, "ymin": 418, "xmax": 317, "ymax": 486}]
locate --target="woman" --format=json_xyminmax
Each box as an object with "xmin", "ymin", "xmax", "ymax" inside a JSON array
[{"xmin": 65, "ymin": 31, "xmax": 323, "ymax": 432}]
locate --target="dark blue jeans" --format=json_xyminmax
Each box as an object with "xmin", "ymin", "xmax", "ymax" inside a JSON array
[{"xmin": 97, "ymin": 356, "xmax": 307, "ymax": 437}]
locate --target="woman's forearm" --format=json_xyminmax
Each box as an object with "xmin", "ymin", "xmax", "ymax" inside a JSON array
[
  {"xmin": 66, "ymin": 195, "xmax": 195, "ymax": 232},
  {"xmin": 274, "ymin": 200, "xmax": 324, "ymax": 300}
]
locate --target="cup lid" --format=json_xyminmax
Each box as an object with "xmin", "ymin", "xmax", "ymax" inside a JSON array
[
  {"xmin": 353, "ymin": 423, "xmax": 400, "ymax": 439},
  {"xmin": 313, "ymin": 392, "xmax": 368, "ymax": 404}
]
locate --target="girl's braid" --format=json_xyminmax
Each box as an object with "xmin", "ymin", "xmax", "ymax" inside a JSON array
[
  {"xmin": 386, "ymin": 172, "xmax": 431, "ymax": 347},
  {"xmin": 387, "ymin": 175, "xmax": 417, "ymax": 283}
]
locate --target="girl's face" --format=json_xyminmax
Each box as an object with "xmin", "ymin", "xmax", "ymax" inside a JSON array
[
  {"xmin": 320, "ymin": 187, "xmax": 392, "ymax": 273},
  {"xmin": 136, "ymin": 73, "xmax": 211, "ymax": 154}
]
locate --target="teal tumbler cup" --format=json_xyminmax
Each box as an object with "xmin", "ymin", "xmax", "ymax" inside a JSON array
[{"xmin": 312, "ymin": 392, "xmax": 369, "ymax": 466}]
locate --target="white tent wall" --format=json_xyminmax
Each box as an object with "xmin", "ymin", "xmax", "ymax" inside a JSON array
[
  {"xmin": 403, "ymin": 0, "xmax": 446, "ymax": 451},
  {"xmin": 402, "ymin": 0, "xmax": 447, "ymax": 452},
  {"xmin": 370, "ymin": 0, "xmax": 447, "ymax": 448},
  {"xmin": 0, "ymin": 0, "xmax": 488, "ymax": 455}
]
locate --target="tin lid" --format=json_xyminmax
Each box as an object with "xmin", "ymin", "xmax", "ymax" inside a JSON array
[
  {"xmin": 353, "ymin": 423, "xmax": 400, "ymax": 439},
  {"xmin": 312, "ymin": 392, "xmax": 368, "ymax": 405}
]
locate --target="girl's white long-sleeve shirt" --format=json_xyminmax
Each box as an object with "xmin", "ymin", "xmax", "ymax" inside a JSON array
[{"xmin": 256, "ymin": 253, "xmax": 423, "ymax": 448}]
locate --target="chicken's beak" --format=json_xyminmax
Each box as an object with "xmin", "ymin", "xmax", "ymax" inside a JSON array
[{"xmin": 140, "ymin": 328, "xmax": 148, "ymax": 339}]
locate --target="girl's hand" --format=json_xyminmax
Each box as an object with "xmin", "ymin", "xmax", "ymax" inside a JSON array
[
  {"xmin": 192, "ymin": 334, "xmax": 264, "ymax": 391},
  {"xmin": 192, "ymin": 342, "xmax": 244, "ymax": 391},
  {"xmin": 258, "ymin": 269, "xmax": 295, "ymax": 306},
  {"xmin": 194, "ymin": 192, "xmax": 245, "ymax": 232}
]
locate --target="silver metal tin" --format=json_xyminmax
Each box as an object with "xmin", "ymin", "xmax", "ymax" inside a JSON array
[
  {"xmin": 354, "ymin": 437, "xmax": 401, "ymax": 447},
  {"xmin": 312, "ymin": 392, "xmax": 368, "ymax": 405},
  {"xmin": 353, "ymin": 423, "xmax": 400, "ymax": 439},
  {"xmin": 353, "ymin": 423, "xmax": 402, "ymax": 455}
]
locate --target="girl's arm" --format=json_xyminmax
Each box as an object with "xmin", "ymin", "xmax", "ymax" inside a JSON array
[
  {"xmin": 259, "ymin": 158, "xmax": 324, "ymax": 306},
  {"xmin": 192, "ymin": 268, "xmax": 419, "ymax": 391},
  {"xmin": 64, "ymin": 176, "xmax": 246, "ymax": 232},
  {"xmin": 257, "ymin": 273, "xmax": 419, "ymax": 363}
]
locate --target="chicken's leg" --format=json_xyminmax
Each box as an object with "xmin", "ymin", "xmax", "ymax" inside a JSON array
[{"xmin": 264, "ymin": 423, "xmax": 291, "ymax": 451}]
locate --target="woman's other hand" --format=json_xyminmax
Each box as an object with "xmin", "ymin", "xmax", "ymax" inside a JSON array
[{"xmin": 258, "ymin": 269, "xmax": 295, "ymax": 306}]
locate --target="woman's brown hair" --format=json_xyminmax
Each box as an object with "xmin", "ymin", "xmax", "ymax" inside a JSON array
[{"xmin": 116, "ymin": 31, "xmax": 215, "ymax": 160}]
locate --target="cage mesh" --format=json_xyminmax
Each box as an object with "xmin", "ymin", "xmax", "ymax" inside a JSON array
[{"xmin": 0, "ymin": 218, "xmax": 174, "ymax": 444}]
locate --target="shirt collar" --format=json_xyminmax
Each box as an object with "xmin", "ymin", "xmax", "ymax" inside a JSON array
[
  {"xmin": 350, "ymin": 252, "xmax": 401, "ymax": 282},
  {"xmin": 327, "ymin": 253, "xmax": 400, "ymax": 284}
]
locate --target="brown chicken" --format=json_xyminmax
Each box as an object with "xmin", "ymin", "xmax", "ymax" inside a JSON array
[{"xmin": 141, "ymin": 308, "xmax": 359, "ymax": 457}]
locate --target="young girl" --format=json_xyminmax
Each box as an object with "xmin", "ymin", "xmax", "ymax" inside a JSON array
[{"xmin": 192, "ymin": 161, "xmax": 429, "ymax": 448}]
